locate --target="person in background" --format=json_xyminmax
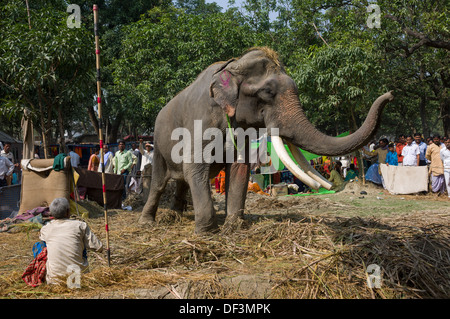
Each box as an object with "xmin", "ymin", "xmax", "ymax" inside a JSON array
[
  {"xmin": 439, "ymin": 137, "xmax": 450, "ymax": 199},
  {"xmin": 402, "ymin": 136, "xmax": 420, "ymax": 166},
  {"xmin": 98, "ymin": 144, "xmax": 114, "ymax": 174},
  {"xmin": 0, "ymin": 155, "xmax": 14, "ymax": 187},
  {"xmin": 139, "ymin": 139, "xmax": 154, "ymax": 172},
  {"xmin": 68, "ymin": 145, "xmax": 80, "ymax": 168},
  {"xmin": 340, "ymin": 156, "xmax": 349, "ymax": 178},
  {"xmin": 344, "ymin": 163, "xmax": 358, "ymax": 181},
  {"xmin": 426, "ymin": 135, "xmax": 445, "ymax": 195},
  {"xmin": 34, "ymin": 147, "xmax": 40, "ymax": 159},
  {"xmin": 396, "ymin": 135, "xmax": 406, "ymax": 166},
  {"xmin": 87, "ymin": 146, "xmax": 100, "ymax": 171},
  {"xmin": 362, "ymin": 140, "xmax": 377, "ymax": 172},
  {"xmin": 131, "ymin": 142, "xmax": 141, "ymax": 171},
  {"xmin": 1, "ymin": 142, "xmax": 15, "ymax": 163},
  {"xmin": 328, "ymin": 161, "xmax": 345, "ymax": 190},
  {"xmin": 113, "ymin": 140, "xmax": 133, "ymax": 199},
  {"xmin": 217, "ymin": 169, "xmax": 226, "ymax": 194},
  {"xmin": 413, "ymin": 133, "xmax": 428, "ymax": 166},
  {"xmin": 0, "ymin": 142, "xmax": 18, "ymax": 185},
  {"xmin": 385, "ymin": 143, "xmax": 399, "ymax": 166},
  {"xmin": 39, "ymin": 197, "xmax": 103, "ymax": 284}
]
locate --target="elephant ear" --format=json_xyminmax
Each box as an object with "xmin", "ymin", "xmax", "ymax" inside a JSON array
[{"xmin": 209, "ymin": 59, "xmax": 240, "ymax": 117}]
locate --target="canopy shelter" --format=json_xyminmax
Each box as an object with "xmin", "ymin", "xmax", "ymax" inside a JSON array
[{"xmin": 250, "ymin": 131, "xmax": 350, "ymax": 172}]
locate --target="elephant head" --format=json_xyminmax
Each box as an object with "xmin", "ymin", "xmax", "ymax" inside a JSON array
[{"xmin": 210, "ymin": 47, "xmax": 394, "ymax": 189}]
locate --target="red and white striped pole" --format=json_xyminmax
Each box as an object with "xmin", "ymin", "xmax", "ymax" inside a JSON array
[{"xmin": 93, "ymin": 4, "xmax": 111, "ymax": 267}]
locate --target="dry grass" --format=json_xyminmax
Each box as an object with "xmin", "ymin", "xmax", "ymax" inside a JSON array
[{"xmin": 0, "ymin": 189, "xmax": 449, "ymax": 299}]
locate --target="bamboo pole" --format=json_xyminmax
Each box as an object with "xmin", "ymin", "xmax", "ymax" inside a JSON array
[{"xmin": 93, "ymin": 4, "xmax": 111, "ymax": 266}]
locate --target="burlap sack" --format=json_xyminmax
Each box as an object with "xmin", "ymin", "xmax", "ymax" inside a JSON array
[{"xmin": 19, "ymin": 158, "xmax": 71, "ymax": 214}]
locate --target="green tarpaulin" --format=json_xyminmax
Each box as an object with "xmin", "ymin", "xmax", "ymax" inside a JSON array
[{"xmin": 251, "ymin": 131, "xmax": 350, "ymax": 171}]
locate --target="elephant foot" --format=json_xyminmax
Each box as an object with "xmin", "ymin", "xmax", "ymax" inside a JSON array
[
  {"xmin": 220, "ymin": 214, "xmax": 247, "ymax": 235},
  {"xmin": 195, "ymin": 220, "xmax": 219, "ymax": 235},
  {"xmin": 138, "ymin": 214, "xmax": 156, "ymax": 226}
]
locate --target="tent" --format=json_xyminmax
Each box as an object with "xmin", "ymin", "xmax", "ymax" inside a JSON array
[
  {"xmin": 249, "ymin": 131, "xmax": 350, "ymax": 195},
  {"xmin": 74, "ymin": 167, "xmax": 124, "ymax": 209},
  {"xmin": 250, "ymin": 131, "xmax": 350, "ymax": 171}
]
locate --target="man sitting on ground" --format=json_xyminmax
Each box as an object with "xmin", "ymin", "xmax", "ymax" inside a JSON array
[{"xmin": 39, "ymin": 198, "xmax": 103, "ymax": 284}]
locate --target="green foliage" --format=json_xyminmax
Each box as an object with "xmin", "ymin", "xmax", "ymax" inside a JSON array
[
  {"xmin": 290, "ymin": 44, "xmax": 387, "ymax": 134},
  {"xmin": 112, "ymin": 6, "xmax": 259, "ymax": 127},
  {"xmin": 0, "ymin": 0, "xmax": 94, "ymax": 141},
  {"xmin": 1, "ymin": 0, "xmax": 448, "ymax": 142}
]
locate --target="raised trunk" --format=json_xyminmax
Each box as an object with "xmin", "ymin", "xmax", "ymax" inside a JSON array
[{"xmin": 276, "ymin": 91, "xmax": 394, "ymax": 156}]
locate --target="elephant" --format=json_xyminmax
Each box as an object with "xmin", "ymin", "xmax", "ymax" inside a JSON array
[{"xmin": 138, "ymin": 47, "xmax": 394, "ymax": 234}]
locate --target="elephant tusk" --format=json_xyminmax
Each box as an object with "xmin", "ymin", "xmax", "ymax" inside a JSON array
[
  {"xmin": 271, "ymin": 136, "xmax": 321, "ymax": 190},
  {"xmin": 285, "ymin": 141, "xmax": 333, "ymax": 190}
]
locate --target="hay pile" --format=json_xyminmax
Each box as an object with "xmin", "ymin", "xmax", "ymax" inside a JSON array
[
  {"xmin": 85, "ymin": 209, "xmax": 450, "ymax": 298},
  {"xmin": 0, "ymin": 192, "xmax": 449, "ymax": 299}
]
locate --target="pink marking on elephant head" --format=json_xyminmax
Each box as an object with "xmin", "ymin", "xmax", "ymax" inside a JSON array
[{"xmin": 219, "ymin": 70, "xmax": 231, "ymax": 88}]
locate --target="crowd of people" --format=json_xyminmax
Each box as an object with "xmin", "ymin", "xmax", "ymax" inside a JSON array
[
  {"xmin": 328, "ymin": 133, "xmax": 450, "ymax": 198},
  {"xmin": 85, "ymin": 139, "xmax": 154, "ymax": 200}
]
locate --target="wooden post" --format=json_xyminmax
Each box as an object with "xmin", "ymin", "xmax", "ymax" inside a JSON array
[{"xmin": 93, "ymin": 4, "xmax": 110, "ymax": 266}]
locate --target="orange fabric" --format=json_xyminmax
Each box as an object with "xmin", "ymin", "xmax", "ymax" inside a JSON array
[
  {"xmin": 396, "ymin": 143, "xmax": 405, "ymax": 163},
  {"xmin": 88, "ymin": 154, "xmax": 99, "ymax": 171},
  {"xmin": 218, "ymin": 171, "xmax": 226, "ymax": 194},
  {"xmin": 248, "ymin": 181, "xmax": 269, "ymax": 196}
]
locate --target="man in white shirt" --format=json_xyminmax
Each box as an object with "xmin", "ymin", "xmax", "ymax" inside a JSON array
[
  {"xmin": 39, "ymin": 198, "xmax": 103, "ymax": 284},
  {"xmin": 68, "ymin": 146, "xmax": 81, "ymax": 168},
  {"xmin": 440, "ymin": 138, "xmax": 450, "ymax": 199},
  {"xmin": 0, "ymin": 142, "xmax": 14, "ymax": 163},
  {"xmin": 0, "ymin": 156, "xmax": 14, "ymax": 187},
  {"xmin": 98, "ymin": 144, "xmax": 114, "ymax": 174},
  {"xmin": 402, "ymin": 136, "xmax": 420, "ymax": 166},
  {"xmin": 139, "ymin": 139, "xmax": 154, "ymax": 171},
  {"xmin": 0, "ymin": 142, "xmax": 17, "ymax": 185}
]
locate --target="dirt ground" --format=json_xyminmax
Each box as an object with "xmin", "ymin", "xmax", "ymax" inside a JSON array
[{"xmin": 1, "ymin": 180, "xmax": 449, "ymax": 299}]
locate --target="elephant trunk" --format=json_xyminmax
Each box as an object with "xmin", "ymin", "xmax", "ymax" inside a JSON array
[{"xmin": 275, "ymin": 90, "xmax": 394, "ymax": 156}]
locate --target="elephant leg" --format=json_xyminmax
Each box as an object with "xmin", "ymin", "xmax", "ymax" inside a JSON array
[
  {"xmin": 170, "ymin": 180, "xmax": 189, "ymax": 214},
  {"xmin": 138, "ymin": 152, "xmax": 169, "ymax": 225},
  {"xmin": 185, "ymin": 165, "xmax": 218, "ymax": 234},
  {"xmin": 225, "ymin": 162, "xmax": 250, "ymax": 220}
]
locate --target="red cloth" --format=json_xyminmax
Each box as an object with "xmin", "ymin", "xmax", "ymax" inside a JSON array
[
  {"xmin": 22, "ymin": 247, "xmax": 47, "ymax": 287},
  {"xmin": 396, "ymin": 143, "xmax": 405, "ymax": 163}
]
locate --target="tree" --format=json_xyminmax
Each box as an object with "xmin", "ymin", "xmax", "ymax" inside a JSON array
[
  {"xmin": 0, "ymin": 0, "xmax": 94, "ymax": 157},
  {"xmin": 112, "ymin": 6, "xmax": 259, "ymax": 127}
]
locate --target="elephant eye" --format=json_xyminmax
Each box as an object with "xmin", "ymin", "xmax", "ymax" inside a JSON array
[{"xmin": 259, "ymin": 87, "xmax": 275, "ymax": 101}]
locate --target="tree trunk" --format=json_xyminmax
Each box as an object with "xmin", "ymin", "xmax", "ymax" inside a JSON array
[
  {"xmin": 38, "ymin": 102, "xmax": 49, "ymax": 159},
  {"xmin": 419, "ymin": 65, "xmax": 429, "ymax": 136},
  {"xmin": 109, "ymin": 110, "xmax": 124, "ymax": 143},
  {"xmin": 57, "ymin": 106, "xmax": 67, "ymax": 154},
  {"xmin": 441, "ymin": 71, "xmax": 450, "ymax": 137},
  {"xmin": 419, "ymin": 94, "xmax": 429, "ymax": 136},
  {"xmin": 441, "ymin": 94, "xmax": 450, "ymax": 137},
  {"xmin": 87, "ymin": 104, "xmax": 99, "ymax": 135}
]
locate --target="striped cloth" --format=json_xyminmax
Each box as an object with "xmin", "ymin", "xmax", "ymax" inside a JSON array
[{"xmin": 22, "ymin": 247, "xmax": 47, "ymax": 287}]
